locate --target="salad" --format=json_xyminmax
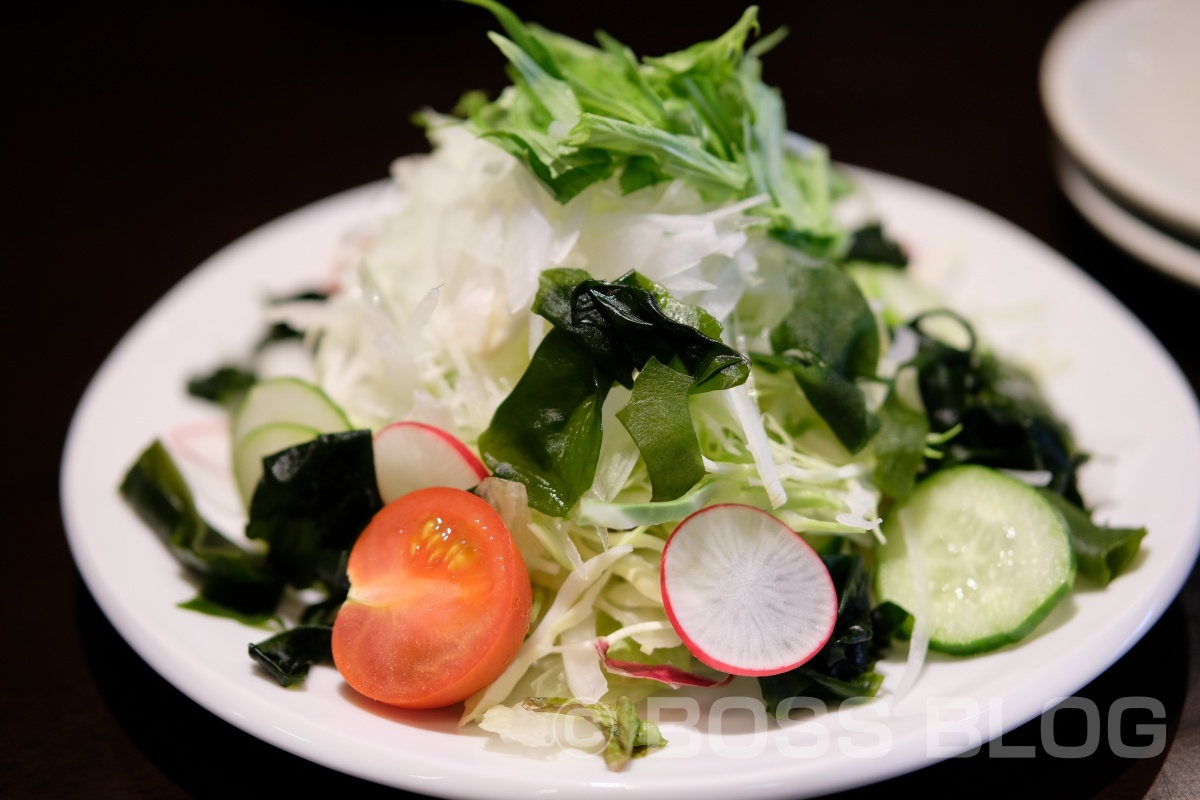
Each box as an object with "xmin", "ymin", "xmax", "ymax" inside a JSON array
[{"xmin": 118, "ymin": 1, "xmax": 1147, "ymax": 772}]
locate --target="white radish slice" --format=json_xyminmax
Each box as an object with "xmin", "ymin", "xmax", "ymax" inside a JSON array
[
  {"xmin": 660, "ymin": 504, "xmax": 837, "ymax": 676},
  {"xmin": 373, "ymin": 421, "xmax": 489, "ymax": 503}
]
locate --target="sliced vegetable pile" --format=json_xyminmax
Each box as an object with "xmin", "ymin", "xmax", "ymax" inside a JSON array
[{"xmin": 118, "ymin": 1, "xmax": 1147, "ymax": 772}]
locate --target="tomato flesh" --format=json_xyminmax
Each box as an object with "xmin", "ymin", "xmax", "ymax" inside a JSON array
[{"xmin": 331, "ymin": 486, "xmax": 531, "ymax": 709}]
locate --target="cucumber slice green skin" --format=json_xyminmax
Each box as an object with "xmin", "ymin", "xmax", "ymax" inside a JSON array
[
  {"xmin": 229, "ymin": 378, "xmax": 353, "ymax": 507},
  {"xmin": 231, "ymin": 377, "xmax": 351, "ymax": 447},
  {"xmin": 233, "ymin": 422, "xmax": 323, "ymax": 507},
  {"xmin": 875, "ymin": 464, "xmax": 1076, "ymax": 656}
]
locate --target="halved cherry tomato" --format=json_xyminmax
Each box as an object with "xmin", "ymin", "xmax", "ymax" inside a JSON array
[{"xmin": 331, "ymin": 486, "xmax": 532, "ymax": 709}]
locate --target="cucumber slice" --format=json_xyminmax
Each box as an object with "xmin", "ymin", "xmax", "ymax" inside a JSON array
[
  {"xmin": 875, "ymin": 465, "xmax": 1075, "ymax": 655},
  {"xmin": 230, "ymin": 377, "xmax": 352, "ymax": 506},
  {"xmin": 231, "ymin": 377, "xmax": 351, "ymax": 445},
  {"xmin": 233, "ymin": 422, "xmax": 322, "ymax": 506}
]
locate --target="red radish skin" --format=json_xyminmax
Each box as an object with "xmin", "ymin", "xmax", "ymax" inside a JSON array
[
  {"xmin": 595, "ymin": 639, "xmax": 733, "ymax": 689},
  {"xmin": 660, "ymin": 504, "xmax": 838, "ymax": 677},
  {"xmin": 373, "ymin": 421, "xmax": 489, "ymax": 503},
  {"xmin": 332, "ymin": 487, "xmax": 531, "ymax": 709}
]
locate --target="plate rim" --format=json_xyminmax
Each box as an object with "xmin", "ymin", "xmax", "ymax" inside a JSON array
[{"xmin": 1055, "ymin": 149, "xmax": 1200, "ymax": 287}]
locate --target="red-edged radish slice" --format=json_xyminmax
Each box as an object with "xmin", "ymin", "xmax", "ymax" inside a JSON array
[
  {"xmin": 373, "ymin": 421, "xmax": 489, "ymax": 503},
  {"xmin": 660, "ymin": 504, "xmax": 837, "ymax": 677}
]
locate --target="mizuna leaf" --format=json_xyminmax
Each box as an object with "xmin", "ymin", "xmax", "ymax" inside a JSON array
[{"xmin": 453, "ymin": 1, "xmax": 844, "ymax": 257}]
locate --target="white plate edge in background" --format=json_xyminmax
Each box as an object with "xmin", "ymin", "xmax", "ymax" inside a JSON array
[
  {"xmin": 1055, "ymin": 150, "xmax": 1200, "ymax": 287},
  {"xmin": 1040, "ymin": 0, "xmax": 1200, "ymax": 237}
]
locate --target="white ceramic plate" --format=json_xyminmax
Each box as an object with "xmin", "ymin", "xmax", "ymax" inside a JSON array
[
  {"xmin": 1056, "ymin": 148, "xmax": 1200, "ymax": 287},
  {"xmin": 1041, "ymin": 0, "xmax": 1200, "ymax": 237},
  {"xmin": 61, "ymin": 171, "xmax": 1200, "ymax": 800}
]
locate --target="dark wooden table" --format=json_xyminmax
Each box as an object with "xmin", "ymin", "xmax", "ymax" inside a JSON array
[{"xmin": 7, "ymin": 1, "xmax": 1198, "ymax": 797}]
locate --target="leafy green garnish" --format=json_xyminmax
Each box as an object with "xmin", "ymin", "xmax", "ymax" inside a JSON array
[
  {"xmin": 534, "ymin": 269, "xmax": 746, "ymax": 391},
  {"xmin": 479, "ymin": 327, "xmax": 610, "ymax": 519},
  {"xmin": 870, "ymin": 379, "xmax": 929, "ymax": 502},
  {"xmin": 236, "ymin": 432, "xmax": 381, "ymax": 686},
  {"xmin": 185, "ymin": 290, "xmax": 325, "ymax": 409},
  {"xmin": 521, "ymin": 696, "xmax": 666, "ymax": 771},
  {"xmin": 119, "ymin": 440, "xmax": 284, "ymax": 618},
  {"xmin": 479, "ymin": 269, "xmax": 750, "ymax": 515},
  {"xmin": 446, "ymin": 2, "xmax": 845, "ymax": 259},
  {"xmin": 178, "ymin": 596, "xmax": 280, "ymax": 628},
  {"xmin": 615, "ymin": 356, "xmax": 706, "ymax": 501}
]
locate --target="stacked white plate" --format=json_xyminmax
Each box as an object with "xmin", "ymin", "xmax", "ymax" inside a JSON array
[{"xmin": 1041, "ymin": 0, "xmax": 1200, "ymax": 286}]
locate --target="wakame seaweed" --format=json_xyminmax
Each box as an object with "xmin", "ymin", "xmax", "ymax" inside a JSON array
[
  {"xmin": 844, "ymin": 223, "xmax": 908, "ymax": 267},
  {"xmin": 186, "ymin": 288, "xmax": 328, "ymax": 408},
  {"xmin": 907, "ymin": 310, "xmax": 1085, "ymax": 505},
  {"xmin": 1041, "ymin": 490, "xmax": 1146, "ymax": 586},
  {"xmin": 119, "ymin": 440, "xmax": 284, "ymax": 617},
  {"xmin": 480, "ymin": 268, "xmax": 750, "ymax": 516},
  {"xmin": 246, "ymin": 430, "xmax": 383, "ymax": 589},
  {"xmin": 249, "ymin": 625, "xmax": 334, "ymax": 687},
  {"xmin": 753, "ymin": 263, "xmax": 882, "ymax": 453},
  {"xmin": 187, "ymin": 365, "xmax": 257, "ymax": 409}
]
